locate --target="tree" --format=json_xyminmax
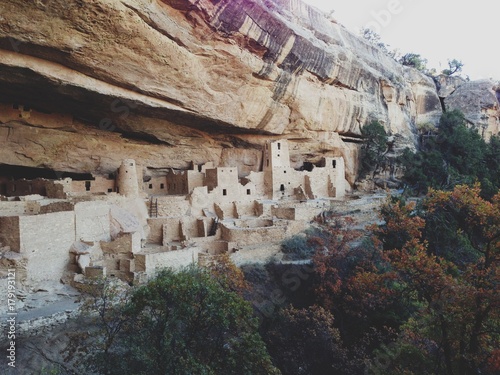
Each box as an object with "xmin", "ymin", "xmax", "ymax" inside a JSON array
[
  {"xmin": 360, "ymin": 28, "xmax": 398, "ymax": 58},
  {"xmin": 400, "ymin": 110, "xmax": 495, "ymax": 196},
  {"xmin": 399, "ymin": 53, "xmax": 428, "ymax": 72},
  {"xmin": 359, "ymin": 120, "xmax": 388, "ymax": 178},
  {"xmin": 374, "ymin": 187, "xmax": 500, "ymax": 374},
  {"xmin": 72, "ymin": 266, "xmax": 280, "ymax": 375},
  {"xmin": 264, "ymin": 306, "xmax": 349, "ymax": 375},
  {"xmin": 442, "ymin": 59, "xmax": 464, "ymax": 76}
]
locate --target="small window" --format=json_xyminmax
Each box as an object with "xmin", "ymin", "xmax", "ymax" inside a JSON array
[
  {"xmin": 332, "ymin": 160, "xmax": 337, "ymax": 168},
  {"xmin": 129, "ymin": 163, "xmax": 134, "ymax": 166},
  {"xmin": 85, "ymin": 181, "xmax": 91, "ymax": 191},
  {"xmin": 277, "ymin": 154, "xmax": 280, "ymax": 157},
  {"xmin": 160, "ymin": 183, "xmax": 165, "ymax": 189},
  {"xmin": 149, "ymin": 184, "xmax": 153, "ymax": 189},
  {"xmin": 223, "ymin": 189, "xmax": 227, "ymax": 196},
  {"xmin": 284, "ymin": 170, "xmax": 287, "ymax": 174},
  {"xmin": 267, "ymin": 159, "xmax": 269, "ymax": 167},
  {"xmin": 280, "ymin": 184, "xmax": 285, "ymax": 192},
  {"xmin": 107, "ymin": 188, "xmax": 113, "ymax": 193},
  {"xmin": 277, "ymin": 142, "xmax": 281, "ymax": 150},
  {"xmin": 247, "ymin": 189, "xmax": 251, "ymax": 195}
]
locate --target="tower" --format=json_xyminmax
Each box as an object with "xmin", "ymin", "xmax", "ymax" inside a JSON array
[{"xmin": 117, "ymin": 159, "xmax": 139, "ymax": 197}]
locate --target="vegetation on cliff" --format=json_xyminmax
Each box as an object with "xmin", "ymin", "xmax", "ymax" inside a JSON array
[{"xmin": 400, "ymin": 110, "xmax": 500, "ymax": 198}]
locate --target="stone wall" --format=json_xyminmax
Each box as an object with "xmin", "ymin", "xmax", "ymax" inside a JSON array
[
  {"xmin": 0, "ymin": 216, "xmax": 20, "ymax": 250},
  {"xmin": 71, "ymin": 176, "xmax": 116, "ymax": 194},
  {"xmin": 144, "ymin": 176, "xmax": 168, "ymax": 195},
  {"xmin": 74, "ymin": 201, "xmax": 111, "ymax": 242},
  {"xmin": 135, "ymin": 247, "xmax": 203, "ymax": 274},
  {"xmin": 18, "ymin": 211, "xmax": 75, "ymax": 283},
  {"xmin": 3, "ymin": 178, "xmax": 47, "ymax": 197},
  {"xmin": 153, "ymin": 196, "xmax": 191, "ymax": 218},
  {"xmin": 220, "ymin": 222, "xmax": 288, "ymax": 246}
]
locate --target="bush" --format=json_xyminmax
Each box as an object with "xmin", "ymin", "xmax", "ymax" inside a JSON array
[{"xmin": 281, "ymin": 234, "xmax": 315, "ymax": 260}]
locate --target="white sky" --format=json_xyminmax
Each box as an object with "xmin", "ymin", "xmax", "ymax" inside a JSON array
[{"xmin": 302, "ymin": 0, "xmax": 499, "ymax": 80}]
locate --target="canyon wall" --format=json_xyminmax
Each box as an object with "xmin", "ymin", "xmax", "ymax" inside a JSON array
[{"xmin": 0, "ymin": 0, "xmax": 457, "ymax": 184}]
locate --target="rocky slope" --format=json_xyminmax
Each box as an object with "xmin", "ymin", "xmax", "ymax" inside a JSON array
[{"xmin": 0, "ymin": 0, "xmax": 489, "ymax": 185}]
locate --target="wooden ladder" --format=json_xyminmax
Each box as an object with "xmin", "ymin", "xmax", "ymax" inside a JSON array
[{"xmin": 149, "ymin": 197, "xmax": 158, "ymax": 218}]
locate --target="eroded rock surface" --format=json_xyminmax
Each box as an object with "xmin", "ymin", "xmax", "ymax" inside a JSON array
[
  {"xmin": 445, "ymin": 79, "xmax": 500, "ymax": 140},
  {"xmin": 0, "ymin": 0, "xmax": 475, "ymax": 184}
]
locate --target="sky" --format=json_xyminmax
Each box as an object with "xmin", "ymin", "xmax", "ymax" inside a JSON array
[{"xmin": 302, "ymin": 0, "xmax": 499, "ymax": 80}]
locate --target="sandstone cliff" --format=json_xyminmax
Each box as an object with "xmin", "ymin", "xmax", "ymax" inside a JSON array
[{"xmin": 0, "ymin": 0, "xmax": 449, "ymax": 184}]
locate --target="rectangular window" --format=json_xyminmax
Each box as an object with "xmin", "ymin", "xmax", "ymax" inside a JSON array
[
  {"xmin": 277, "ymin": 142, "xmax": 281, "ymax": 150},
  {"xmin": 85, "ymin": 181, "xmax": 91, "ymax": 191},
  {"xmin": 223, "ymin": 189, "xmax": 227, "ymax": 196},
  {"xmin": 108, "ymin": 188, "xmax": 113, "ymax": 193},
  {"xmin": 160, "ymin": 183, "xmax": 165, "ymax": 189},
  {"xmin": 149, "ymin": 184, "xmax": 153, "ymax": 189},
  {"xmin": 247, "ymin": 189, "xmax": 251, "ymax": 195},
  {"xmin": 332, "ymin": 160, "xmax": 337, "ymax": 168}
]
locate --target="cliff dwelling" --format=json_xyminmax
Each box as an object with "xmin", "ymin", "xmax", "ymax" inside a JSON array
[{"xmin": 0, "ymin": 139, "xmax": 346, "ymax": 288}]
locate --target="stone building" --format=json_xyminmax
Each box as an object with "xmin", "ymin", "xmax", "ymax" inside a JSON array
[{"xmin": 0, "ymin": 139, "xmax": 347, "ymax": 286}]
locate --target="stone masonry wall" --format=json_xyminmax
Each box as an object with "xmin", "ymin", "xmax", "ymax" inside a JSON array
[{"xmin": 19, "ymin": 211, "xmax": 75, "ymax": 283}]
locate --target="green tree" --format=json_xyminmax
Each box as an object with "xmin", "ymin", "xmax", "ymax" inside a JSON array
[
  {"xmin": 360, "ymin": 120, "xmax": 388, "ymax": 178},
  {"xmin": 73, "ymin": 266, "xmax": 280, "ymax": 375},
  {"xmin": 399, "ymin": 53, "xmax": 428, "ymax": 72},
  {"xmin": 401, "ymin": 110, "xmax": 495, "ymax": 196},
  {"xmin": 264, "ymin": 306, "xmax": 348, "ymax": 375},
  {"xmin": 442, "ymin": 59, "xmax": 464, "ymax": 76}
]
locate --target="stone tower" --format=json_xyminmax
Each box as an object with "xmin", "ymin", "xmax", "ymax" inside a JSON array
[{"xmin": 117, "ymin": 159, "xmax": 139, "ymax": 197}]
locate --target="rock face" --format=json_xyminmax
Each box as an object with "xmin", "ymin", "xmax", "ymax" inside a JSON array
[
  {"xmin": 0, "ymin": 0, "xmax": 459, "ymax": 184},
  {"xmin": 444, "ymin": 80, "xmax": 500, "ymax": 141}
]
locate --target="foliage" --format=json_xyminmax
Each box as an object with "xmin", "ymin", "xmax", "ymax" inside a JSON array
[
  {"xmin": 398, "ymin": 53, "xmax": 428, "ymax": 72},
  {"xmin": 360, "ymin": 28, "xmax": 398, "ymax": 58},
  {"xmin": 203, "ymin": 252, "xmax": 250, "ymax": 295},
  {"xmin": 281, "ymin": 234, "xmax": 315, "ymax": 260},
  {"xmin": 372, "ymin": 187, "xmax": 500, "ymax": 374},
  {"xmin": 442, "ymin": 59, "xmax": 464, "ymax": 76},
  {"xmin": 71, "ymin": 267, "xmax": 279, "ymax": 375},
  {"xmin": 401, "ymin": 110, "xmax": 499, "ymax": 198},
  {"xmin": 264, "ymin": 306, "xmax": 349, "ymax": 375},
  {"xmin": 360, "ymin": 120, "xmax": 388, "ymax": 178}
]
